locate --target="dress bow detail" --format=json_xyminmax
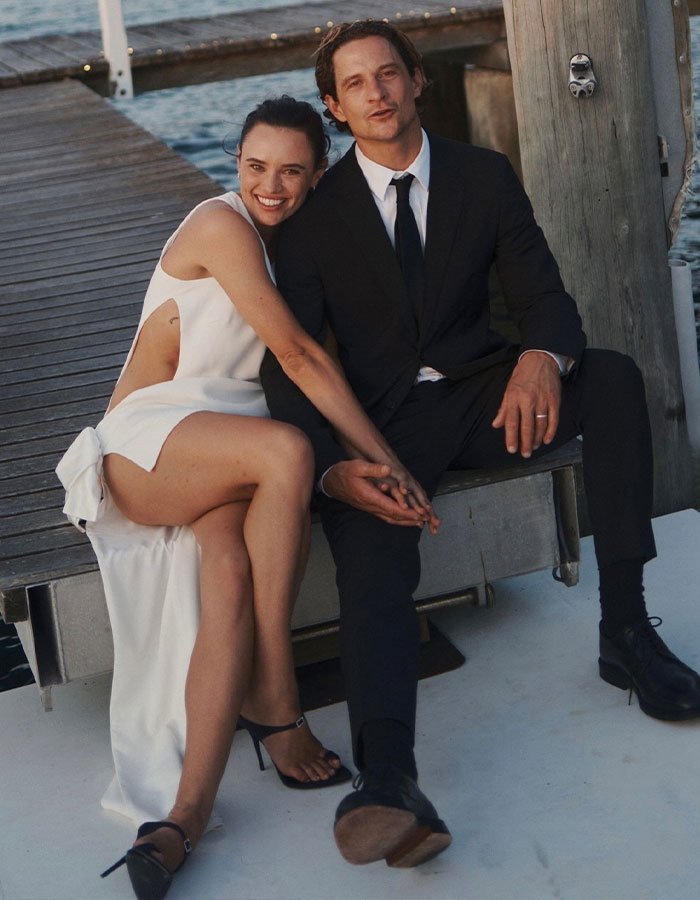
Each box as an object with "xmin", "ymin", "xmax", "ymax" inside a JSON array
[{"xmin": 55, "ymin": 427, "xmax": 104, "ymax": 528}]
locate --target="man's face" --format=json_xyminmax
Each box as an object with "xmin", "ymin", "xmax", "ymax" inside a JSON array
[{"xmin": 324, "ymin": 36, "xmax": 422, "ymax": 148}]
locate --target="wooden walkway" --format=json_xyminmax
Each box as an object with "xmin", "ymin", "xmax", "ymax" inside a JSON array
[
  {"xmin": 0, "ymin": 79, "xmax": 221, "ymax": 592},
  {"xmin": 0, "ymin": 0, "xmax": 505, "ymax": 95}
]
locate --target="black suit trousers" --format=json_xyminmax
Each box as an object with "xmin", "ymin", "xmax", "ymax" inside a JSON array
[{"xmin": 317, "ymin": 348, "xmax": 656, "ymax": 765}]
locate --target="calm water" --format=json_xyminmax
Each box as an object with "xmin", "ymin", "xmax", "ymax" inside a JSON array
[{"xmin": 2, "ymin": 2, "xmax": 700, "ymax": 689}]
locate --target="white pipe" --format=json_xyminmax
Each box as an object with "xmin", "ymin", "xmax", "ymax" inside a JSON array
[
  {"xmin": 669, "ymin": 259, "xmax": 700, "ymax": 455},
  {"xmin": 98, "ymin": 0, "xmax": 133, "ymax": 99}
]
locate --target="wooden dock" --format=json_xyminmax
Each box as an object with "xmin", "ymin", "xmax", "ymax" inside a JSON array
[
  {"xmin": 0, "ymin": 79, "xmax": 221, "ymax": 594},
  {"xmin": 0, "ymin": 0, "xmax": 505, "ymax": 95}
]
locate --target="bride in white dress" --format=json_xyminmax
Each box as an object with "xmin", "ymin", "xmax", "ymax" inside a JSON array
[{"xmin": 56, "ymin": 96, "xmax": 436, "ymax": 900}]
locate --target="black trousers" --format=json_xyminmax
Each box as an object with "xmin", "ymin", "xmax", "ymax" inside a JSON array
[{"xmin": 317, "ymin": 349, "xmax": 657, "ymax": 765}]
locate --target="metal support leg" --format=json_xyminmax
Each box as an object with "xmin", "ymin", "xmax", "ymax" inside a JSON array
[{"xmin": 98, "ymin": 0, "xmax": 133, "ymax": 98}]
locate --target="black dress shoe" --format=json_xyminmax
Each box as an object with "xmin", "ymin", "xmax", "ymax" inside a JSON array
[
  {"xmin": 334, "ymin": 763, "xmax": 451, "ymax": 868},
  {"xmin": 599, "ymin": 617, "xmax": 700, "ymax": 720}
]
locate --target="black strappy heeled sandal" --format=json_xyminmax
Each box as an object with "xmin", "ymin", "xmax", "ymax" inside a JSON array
[
  {"xmin": 238, "ymin": 714, "xmax": 352, "ymax": 789},
  {"xmin": 100, "ymin": 820, "xmax": 192, "ymax": 900}
]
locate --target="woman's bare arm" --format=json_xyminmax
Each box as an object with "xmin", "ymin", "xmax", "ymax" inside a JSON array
[{"xmin": 169, "ymin": 203, "xmax": 436, "ymax": 523}]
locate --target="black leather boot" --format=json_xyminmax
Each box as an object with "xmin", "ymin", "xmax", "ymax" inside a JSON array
[
  {"xmin": 334, "ymin": 763, "xmax": 451, "ymax": 868},
  {"xmin": 599, "ymin": 617, "xmax": 700, "ymax": 720}
]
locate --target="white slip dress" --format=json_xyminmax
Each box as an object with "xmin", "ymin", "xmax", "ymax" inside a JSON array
[{"xmin": 55, "ymin": 192, "xmax": 271, "ymax": 829}]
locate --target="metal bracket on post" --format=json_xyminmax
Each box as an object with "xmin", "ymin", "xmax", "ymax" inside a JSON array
[
  {"xmin": 568, "ymin": 54, "xmax": 597, "ymax": 98},
  {"xmin": 98, "ymin": 0, "xmax": 133, "ymax": 98}
]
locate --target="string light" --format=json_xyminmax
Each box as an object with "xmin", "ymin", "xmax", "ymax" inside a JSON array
[{"xmin": 76, "ymin": 4, "xmax": 477, "ymax": 85}]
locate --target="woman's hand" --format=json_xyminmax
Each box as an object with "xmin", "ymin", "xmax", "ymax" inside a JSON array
[
  {"xmin": 335, "ymin": 435, "xmax": 440, "ymax": 533},
  {"xmin": 373, "ymin": 467, "xmax": 440, "ymax": 535}
]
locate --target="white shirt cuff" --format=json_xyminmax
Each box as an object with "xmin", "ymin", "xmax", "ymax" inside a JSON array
[{"xmin": 518, "ymin": 349, "xmax": 573, "ymax": 375}]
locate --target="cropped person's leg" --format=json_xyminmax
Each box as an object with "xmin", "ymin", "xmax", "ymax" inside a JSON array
[
  {"xmin": 320, "ymin": 387, "xmax": 460, "ymax": 867},
  {"xmin": 322, "ymin": 497, "xmax": 452, "ymax": 867},
  {"xmin": 320, "ymin": 498, "xmax": 424, "ymax": 776},
  {"xmin": 450, "ymin": 349, "xmax": 700, "ymax": 720}
]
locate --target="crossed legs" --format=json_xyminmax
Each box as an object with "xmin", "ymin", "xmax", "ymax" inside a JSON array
[{"xmin": 103, "ymin": 411, "xmax": 339, "ymax": 869}]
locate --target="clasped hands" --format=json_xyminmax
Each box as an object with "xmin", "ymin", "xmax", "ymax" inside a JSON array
[
  {"xmin": 323, "ymin": 460, "xmax": 440, "ymax": 534},
  {"xmin": 323, "ymin": 352, "xmax": 561, "ymax": 529}
]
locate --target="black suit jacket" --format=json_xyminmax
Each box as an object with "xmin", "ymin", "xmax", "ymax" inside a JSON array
[{"xmin": 260, "ymin": 133, "xmax": 586, "ymax": 480}]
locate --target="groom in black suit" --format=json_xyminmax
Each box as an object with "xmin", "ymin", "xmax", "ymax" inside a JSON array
[{"xmin": 260, "ymin": 19, "xmax": 700, "ymax": 867}]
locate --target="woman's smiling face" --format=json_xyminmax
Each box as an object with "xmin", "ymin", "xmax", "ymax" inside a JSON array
[{"xmin": 237, "ymin": 123, "xmax": 325, "ymax": 233}]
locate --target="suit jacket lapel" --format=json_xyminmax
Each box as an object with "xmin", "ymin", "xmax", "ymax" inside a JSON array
[
  {"xmin": 327, "ymin": 150, "xmax": 418, "ymax": 339},
  {"xmin": 424, "ymin": 135, "xmax": 466, "ymax": 317}
]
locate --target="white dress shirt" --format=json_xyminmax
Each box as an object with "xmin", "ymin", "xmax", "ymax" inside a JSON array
[{"xmin": 355, "ymin": 133, "xmax": 569, "ymax": 380}]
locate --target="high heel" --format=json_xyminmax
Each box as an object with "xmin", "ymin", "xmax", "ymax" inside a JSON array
[
  {"xmin": 238, "ymin": 713, "xmax": 352, "ymax": 789},
  {"xmin": 100, "ymin": 820, "xmax": 191, "ymax": 900}
]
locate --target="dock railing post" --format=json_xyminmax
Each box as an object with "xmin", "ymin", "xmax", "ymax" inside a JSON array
[
  {"xmin": 98, "ymin": 0, "xmax": 133, "ymax": 98},
  {"xmin": 502, "ymin": 0, "xmax": 696, "ymax": 514}
]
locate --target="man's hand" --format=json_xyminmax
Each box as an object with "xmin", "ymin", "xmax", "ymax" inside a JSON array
[
  {"xmin": 491, "ymin": 351, "xmax": 561, "ymax": 457},
  {"xmin": 323, "ymin": 460, "xmax": 438, "ymax": 530}
]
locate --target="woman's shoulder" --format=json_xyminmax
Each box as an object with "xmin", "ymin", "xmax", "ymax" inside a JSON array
[{"xmin": 181, "ymin": 193, "xmax": 256, "ymax": 240}]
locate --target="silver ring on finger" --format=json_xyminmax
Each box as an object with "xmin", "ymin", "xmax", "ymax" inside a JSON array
[{"xmin": 535, "ymin": 413, "xmax": 549, "ymax": 419}]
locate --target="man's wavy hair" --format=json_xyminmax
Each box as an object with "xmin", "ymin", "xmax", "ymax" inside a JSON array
[{"xmin": 314, "ymin": 20, "xmax": 431, "ymax": 133}]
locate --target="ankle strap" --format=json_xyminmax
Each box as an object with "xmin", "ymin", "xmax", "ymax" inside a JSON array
[{"xmin": 137, "ymin": 821, "xmax": 192, "ymax": 854}]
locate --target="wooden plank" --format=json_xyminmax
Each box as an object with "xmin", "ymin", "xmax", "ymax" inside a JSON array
[
  {"xmin": 34, "ymin": 33, "xmax": 105, "ymax": 63},
  {"xmin": 1, "ymin": 370, "xmax": 121, "ymax": 404},
  {"xmin": 0, "ymin": 200, "xmax": 199, "ymax": 246},
  {"xmin": 0, "ymin": 80, "xmax": 225, "ymax": 592},
  {"xmin": 0, "ymin": 318, "xmax": 135, "ymax": 351},
  {"xmin": 0, "ymin": 282, "xmax": 145, "ymax": 318},
  {"xmin": 0, "ymin": 450, "xmax": 80, "ymax": 482},
  {"xmin": 0, "ymin": 1, "xmax": 505, "ymax": 91},
  {"xmin": 0, "ymin": 338, "xmax": 130, "ymax": 370},
  {"xmin": 0, "ymin": 39, "xmax": 97, "ymax": 72},
  {"xmin": 0, "ymin": 378, "xmax": 118, "ymax": 417},
  {"xmin": 2, "ymin": 396, "xmax": 110, "ymax": 434},
  {"xmin": 0, "ymin": 544, "xmax": 98, "ymax": 592},
  {"xmin": 0, "ymin": 506, "xmax": 69, "ymax": 539},
  {"xmin": 0, "ymin": 434, "xmax": 98, "ymax": 466},
  {"xmin": 0, "ymin": 487, "xmax": 71, "ymax": 516},
  {"xmin": 0, "ymin": 253, "xmax": 158, "ymax": 292}
]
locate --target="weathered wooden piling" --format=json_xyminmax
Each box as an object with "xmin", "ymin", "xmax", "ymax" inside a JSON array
[{"xmin": 503, "ymin": 0, "xmax": 695, "ymax": 515}]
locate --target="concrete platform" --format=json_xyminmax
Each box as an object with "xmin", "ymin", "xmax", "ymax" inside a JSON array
[{"xmin": 3, "ymin": 509, "xmax": 700, "ymax": 900}]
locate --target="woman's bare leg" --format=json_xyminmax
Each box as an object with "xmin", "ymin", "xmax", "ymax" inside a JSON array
[
  {"xmin": 240, "ymin": 510, "xmax": 344, "ymax": 782},
  {"xmin": 142, "ymin": 501, "xmax": 254, "ymax": 871},
  {"xmin": 103, "ymin": 412, "xmax": 340, "ymax": 867}
]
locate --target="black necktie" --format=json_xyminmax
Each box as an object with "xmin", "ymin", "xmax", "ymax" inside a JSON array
[{"xmin": 390, "ymin": 174, "xmax": 424, "ymax": 321}]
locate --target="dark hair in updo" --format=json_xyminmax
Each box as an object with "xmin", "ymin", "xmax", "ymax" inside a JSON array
[{"xmin": 238, "ymin": 96, "xmax": 331, "ymax": 168}]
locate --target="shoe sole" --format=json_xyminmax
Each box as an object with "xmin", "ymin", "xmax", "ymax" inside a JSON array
[
  {"xmin": 334, "ymin": 805, "xmax": 452, "ymax": 867},
  {"xmin": 599, "ymin": 658, "xmax": 700, "ymax": 721}
]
